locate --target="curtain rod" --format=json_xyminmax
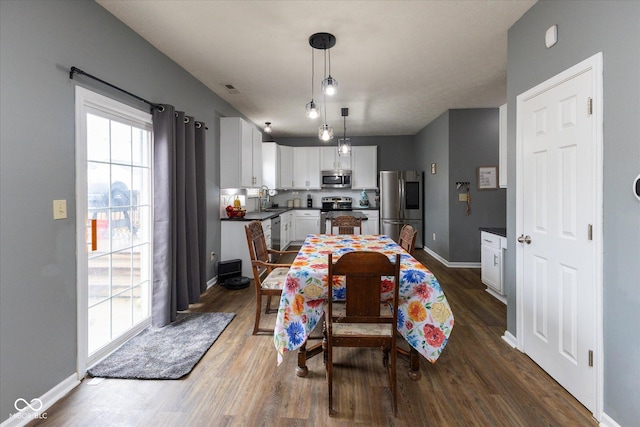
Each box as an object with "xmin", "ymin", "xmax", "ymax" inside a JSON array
[{"xmin": 69, "ymin": 66, "xmax": 163, "ymax": 112}]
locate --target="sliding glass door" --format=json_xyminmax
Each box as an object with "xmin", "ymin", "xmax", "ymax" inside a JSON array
[{"xmin": 76, "ymin": 87, "xmax": 153, "ymax": 370}]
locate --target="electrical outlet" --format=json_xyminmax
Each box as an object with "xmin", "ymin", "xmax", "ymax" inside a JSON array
[
  {"xmin": 210, "ymin": 251, "xmax": 215, "ymax": 262},
  {"xmin": 459, "ymin": 193, "xmax": 468, "ymax": 202},
  {"xmin": 432, "ymin": 233, "xmax": 436, "ymax": 241}
]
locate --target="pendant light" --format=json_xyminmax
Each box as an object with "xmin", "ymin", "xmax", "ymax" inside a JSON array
[
  {"xmin": 318, "ymin": 85, "xmax": 333, "ymax": 141},
  {"xmin": 305, "ymin": 47, "xmax": 319, "ymax": 119},
  {"xmin": 338, "ymin": 108, "xmax": 351, "ymax": 155},
  {"xmin": 309, "ymin": 33, "xmax": 337, "ymax": 141},
  {"xmin": 322, "ymin": 48, "xmax": 338, "ymax": 96},
  {"xmin": 264, "ymin": 122, "xmax": 272, "ymax": 133}
]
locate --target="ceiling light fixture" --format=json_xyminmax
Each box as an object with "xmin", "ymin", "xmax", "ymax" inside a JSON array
[
  {"xmin": 309, "ymin": 32, "xmax": 337, "ymax": 141},
  {"xmin": 338, "ymin": 108, "xmax": 351, "ymax": 155},
  {"xmin": 264, "ymin": 122, "xmax": 272, "ymax": 133}
]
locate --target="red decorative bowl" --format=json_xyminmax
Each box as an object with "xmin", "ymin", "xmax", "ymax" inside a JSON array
[{"xmin": 226, "ymin": 210, "xmax": 246, "ymax": 218}]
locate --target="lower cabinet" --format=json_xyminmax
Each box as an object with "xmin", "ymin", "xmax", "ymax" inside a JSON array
[
  {"xmin": 293, "ymin": 210, "xmax": 320, "ymax": 242},
  {"xmin": 480, "ymin": 231, "xmax": 507, "ymax": 303},
  {"xmin": 353, "ymin": 209, "xmax": 379, "ymax": 234},
  {"xmin": 280, "ymin": 211, "xmax": 293, "ymax": 250}
]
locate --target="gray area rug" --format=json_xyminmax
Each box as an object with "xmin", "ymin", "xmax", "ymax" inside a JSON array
[{"xmin": 88, "ymin": 312, "xmax": 235, "ymax": 380}]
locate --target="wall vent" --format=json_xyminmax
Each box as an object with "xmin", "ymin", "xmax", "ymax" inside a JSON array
[{"xmin": 222, "ymin": 84, "xmax": 240, "ymax": 95}]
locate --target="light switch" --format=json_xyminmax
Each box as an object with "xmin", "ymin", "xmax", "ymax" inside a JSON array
[
  {"xmin": 53, "ymin": 199, "xmax": 67, "ymax": 220},
  {"xmin": 458, "ymin": 193, "xmax": 468, "ymax": 202}
]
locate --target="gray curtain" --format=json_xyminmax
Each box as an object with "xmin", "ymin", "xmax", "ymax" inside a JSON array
[{"xmin": 152, "ymin": 105, "xmax": 206, "ymax": 327}]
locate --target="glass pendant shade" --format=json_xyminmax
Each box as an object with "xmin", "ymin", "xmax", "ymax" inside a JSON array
[
  {"xmin": 322, "ymin": 75, "xmax": 338, "ymax": 96},
  {"xmin": 305, "ymin": 100, "xmax": 319, "ymax": 119},
  {"xmin": 319, "ymin": 123, "xmax": 334, "ymax": 141},
  {"xmin": 264, "ymin": 122, "xmax": 272, "ymax": 133},
  {"xmin": 338, "ymin": 138, "xmax": 351, "ymax": 155}
]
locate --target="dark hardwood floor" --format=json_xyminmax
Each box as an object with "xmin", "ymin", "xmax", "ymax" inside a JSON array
[{"xmin": 32, "ymin": 249, "xmax": 597, "ymax": 426}]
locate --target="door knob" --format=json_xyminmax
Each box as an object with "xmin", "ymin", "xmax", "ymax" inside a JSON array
[{"xmin": 517, "ymin": 234, "xmax": 532, "ymax": 244}]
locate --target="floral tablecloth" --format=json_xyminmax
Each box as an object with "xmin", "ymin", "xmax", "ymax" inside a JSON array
[{"xmin": 274, "ymin": 234, "xmax": 454, "ymax": 365}]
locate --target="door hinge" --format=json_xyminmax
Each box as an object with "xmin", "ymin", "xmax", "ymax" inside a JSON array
[
  {"xmin": 588, "ymin": 224, "xmax": 593, "ymax": 240},
  {"xmin": 588, "ymin": 350, "xmax": 594, "ymax": 367},
  {"xmin": 588, "ymin": 97, "xmax": 593, "ymax": 115}
]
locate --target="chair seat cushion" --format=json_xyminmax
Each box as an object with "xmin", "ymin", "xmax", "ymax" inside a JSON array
[
  {"xmin": 261, "ymin": 267, "xmax": 289, "ymax": 290},
  {"xmin": 332, "ymin": 322, "xmax": 394, "ymax": 336}
]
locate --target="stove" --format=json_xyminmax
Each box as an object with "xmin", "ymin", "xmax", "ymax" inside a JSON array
[
  {"xmin": 321, "ymin": 196, "xmax": 353, "ymax": 233},
  {"xmin": 321, "ymin": 196, "xmax": 353, "ymax": 212}
]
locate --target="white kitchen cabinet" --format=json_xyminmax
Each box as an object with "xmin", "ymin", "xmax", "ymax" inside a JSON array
[
  {"xmin": 280, "ymin": 211, "xmax": 294, "ymax": 250},
  {"xmin": 480, "ymin": 231, "xmax": 507, "ymax": 303},
  {"xmin": 292, "ymin": 147, "xmax": 321, "ymax": 189},
  {"xmin": 351, "ymin": 146, "xmax": 378, "ymax": 189},
  {"xmin": 499, "ymin": 103, "xmax": 507, "ymax": 188},
  {"xmin": 262, "ymin": 142, "xmax": 279, "ymax": 190},
  {"xmin": 353, "ymin": 210, "xmax": 379, "ymax": 234},
  {"xmin": 320, "ymin": 146, "xmax": 351, "ymax": 171},
  {"xmin": 279, "ymin": 145, "xmax": 294, "ymax": 189},
  {"xmin": 220, "ymin": 117, "xmax": 263, "ymax": 188},
  {"xmin": 293, "ymin": 210, "xmax": 320, "ymax": 241}
]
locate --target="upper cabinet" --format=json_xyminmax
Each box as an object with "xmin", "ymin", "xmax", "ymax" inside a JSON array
[
  {"xmin": 351, "ymin": 146, "xmax": 378, "ymax": 189},
  {"xmin": 499, "ymin": 104, "xmax": 507, "ymax": 188},
  {"xmin": 262, "ymin": 142, "xmax": 279, "ymax": 190},
  {"xmin": 293, "ymin": 147, "xmax": 321, "ymax": 189},
  {"xmin": 320, "ymin": 146, "xmax": 351, "ymax": 171},
  {"xmin": 220, "ymin": 117, "xmax": 262, "ymax": 188},
  {"xmin": 279, "ymin": 145, "xmax": 294, "ymax": 189}
]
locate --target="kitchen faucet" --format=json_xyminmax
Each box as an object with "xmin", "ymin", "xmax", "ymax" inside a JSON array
[{"xmin": 259, "ymin": 185, "xmax": 270, "ymax": 212}]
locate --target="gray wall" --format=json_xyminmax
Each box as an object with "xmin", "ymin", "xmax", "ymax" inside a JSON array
[
  {"xmin": 506, "ymin": 2, "xmax": 640, "ymax": 425},
  {"xmin": 415, "ymin": 109, "xmax": 506, "ymax": 263},
  {"xmin": 0, "ymin": 0, "xmax": 246, "ymax": 420},
  {"xmin": 449, "ymin": 109, "xmax": 505, "ymax": 262},
  {"xmin": 415, "ymin": 111, "xmax": 451, "ymax": 259},
  {"xmin": 275, "ymin": 135, "xmax": 418, "ymax": 171}
]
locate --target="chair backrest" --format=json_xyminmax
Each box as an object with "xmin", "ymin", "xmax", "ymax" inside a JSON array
[
  {"xmin": 327, "ymin": 251, "xmax": 400, "ymax": 323},
  {"xmin": 330, "ymin": 215, "xmax": 362, "ymax": 235},
  {"xmin": 398, "ymin": 224, "xmax": 418, "ymax": 255},
  {"xmin": 245, "ymin": 221, "xmax": 269, "ymax": 281}
]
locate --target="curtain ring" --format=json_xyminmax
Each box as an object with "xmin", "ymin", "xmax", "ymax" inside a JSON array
[
  {"xmin": 184, "ymin": 117, "xmax": 189, "ymax": 124},
  {"xmin": 157, "ymin": 105, "xmax": 165, "ymax": 112},
  {"xmin": 195, "ymin": 122, "xmax": 201, "ymax": 129}
]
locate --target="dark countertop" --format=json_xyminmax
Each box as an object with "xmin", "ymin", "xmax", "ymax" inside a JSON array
[
  {"xmin": 479, "ymin": 227, "xmax": 507, "ymax": 238},
  {"xmin": 221, "ymin": 206, "xmax": 379, "ymax": 221},
  {"xmin": 324, "ymin": 211, "xmax": 369, "ymax": 220}
]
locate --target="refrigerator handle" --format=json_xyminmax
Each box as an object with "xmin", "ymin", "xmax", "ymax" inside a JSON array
[{"xmin": 399, "ymin": 175, "xmax": 405, "ymax": 219}]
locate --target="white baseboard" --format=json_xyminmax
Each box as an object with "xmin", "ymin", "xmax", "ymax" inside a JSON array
[
  {"xmin": 1, "ymin": 373, "xmax": 80, "ymax": 427},
  {"xmin": 421, "ymin": 247, "xmax": 481, "ymax": 269},
  {"xmin": 599, "ymin": 412, "xmax": 621, "ymax": 427},
  {"xmin": 207, "ymin": 277, "xmax": 218, "ymax": 289},
  {"xmin": 485, "ymin": 288, "xmax": 507, "ymax": 304},
  {"xmin": 502, "ymin": 330, "xmax": 517, "ymax": 348}
]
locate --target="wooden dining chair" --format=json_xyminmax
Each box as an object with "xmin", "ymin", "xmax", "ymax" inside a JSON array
[
  {"xmin": 398, "ymin": 224, "xmax": 418, "ymax": 255},
  {"xmin": 330, "ymin": 215, "xmax": 362, "ymax": 234},
  {"xmin": 244, "ymin": 221, "xmax": 297, "ymax": 335},
  {"xmin": 325, "ymin": 251, "xmax": 401, "ymax": 416}
]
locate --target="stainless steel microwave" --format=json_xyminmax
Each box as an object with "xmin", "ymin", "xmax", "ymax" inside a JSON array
[{"xmin": 321, "ymin": 170, "xmax": 352, "ymax": 188}]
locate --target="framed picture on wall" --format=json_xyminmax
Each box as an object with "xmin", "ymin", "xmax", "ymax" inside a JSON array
[{"xmin": 477, "ymin": 166, "xmax": 498, "ymax": 190}]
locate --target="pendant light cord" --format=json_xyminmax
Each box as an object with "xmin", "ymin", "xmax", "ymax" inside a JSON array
[{"xmin": 310, "ymin": 46, "xmax": 315, "ymax": 100}]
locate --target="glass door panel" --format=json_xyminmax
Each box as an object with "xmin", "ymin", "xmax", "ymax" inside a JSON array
[{"xmin": 79, "ymin": 93, "xmax": 152, "ymax": 363}]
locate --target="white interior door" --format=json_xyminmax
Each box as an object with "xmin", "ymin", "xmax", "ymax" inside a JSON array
[{"xmin": 516, "ymin": 54, "xmax": 602, "ymax": 415}]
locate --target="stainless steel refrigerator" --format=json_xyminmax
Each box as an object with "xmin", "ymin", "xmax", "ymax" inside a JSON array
[{"xmin": 379, "ymin": 171, "xmax": 423, "ymax": 248}]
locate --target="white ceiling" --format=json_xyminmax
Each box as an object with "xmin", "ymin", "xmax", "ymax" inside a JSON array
[{"xmin": 96, "ymin": 0, "xmax": 535, "ymax": 138}]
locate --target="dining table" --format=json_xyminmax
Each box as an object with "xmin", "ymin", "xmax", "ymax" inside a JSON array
[{"xmin": 273, "ymin": 234, "xmax": 454, "ymax": 379}]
